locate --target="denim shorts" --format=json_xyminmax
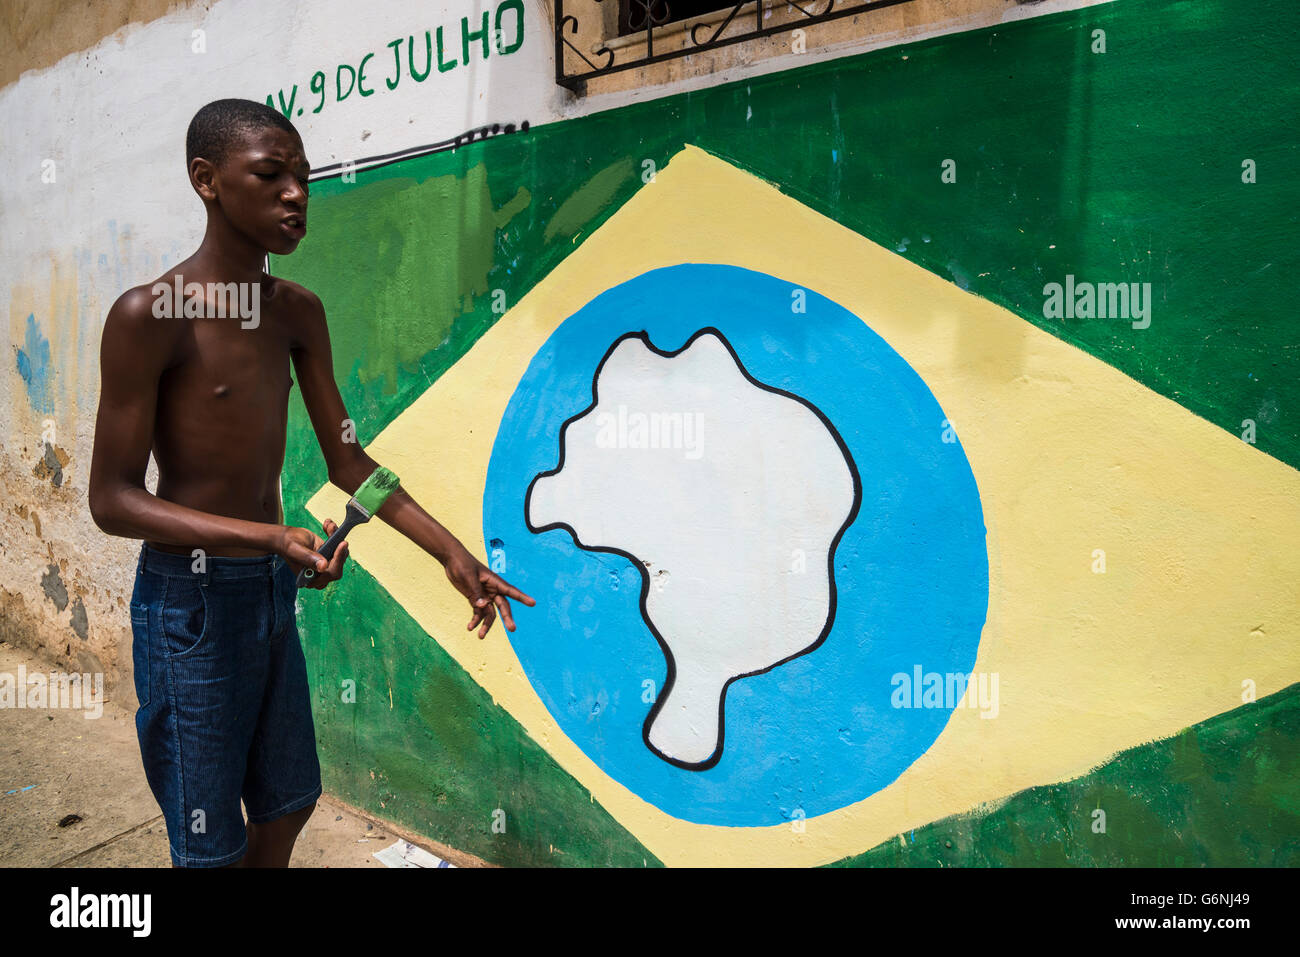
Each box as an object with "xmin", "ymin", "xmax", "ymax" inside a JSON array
[{"xmin": 129, "ymin": 543, "xmax": 322, "ymax": 867}]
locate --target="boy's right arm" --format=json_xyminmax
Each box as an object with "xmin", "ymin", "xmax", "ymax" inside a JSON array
[{"xmin": 87, "ymin": 287, "xmax": 331, "ymax": 574}]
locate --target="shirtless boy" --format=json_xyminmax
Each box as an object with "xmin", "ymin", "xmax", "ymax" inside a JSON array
[{"xmin": 88, "ymin": 98, "xmax": 534, "ymax": 868}]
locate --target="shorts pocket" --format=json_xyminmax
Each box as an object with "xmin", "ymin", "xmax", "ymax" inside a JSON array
[
  {"xmin": 160, "ymin": 576, "xmax": 210, "ymax": 660},
  {"xmin": 129, "ymin": 601, "xmax": 151, "ymax": 708},
  {"xmin": 274, "ymin": 562, "xmax": 299, "ymax": 633}
]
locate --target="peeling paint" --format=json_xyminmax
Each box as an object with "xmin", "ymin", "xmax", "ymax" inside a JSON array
[
  {"xmin": 32, "ymin": 442, "xmax": 68, "ymax": 487},
  {"xmin": 40, "ymin": 563, "xmax": 68, "ymax": 611},
  {"xmin": 69, "ymin": 597, "xmax": 88, "ymax": 640}
]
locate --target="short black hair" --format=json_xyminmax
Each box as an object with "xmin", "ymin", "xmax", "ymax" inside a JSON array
[{"xmin": 185, "ymin": 98, "xmax": 300, "ymax": 171}]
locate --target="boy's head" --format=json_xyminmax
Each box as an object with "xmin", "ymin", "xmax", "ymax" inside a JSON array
[
  {"xmin": 186, "ymin": 98, "xmax": 310, "ymax": 255},
  {"xmin": 186, "ymin": 98, "xmax": 300, "ymax": 172}
]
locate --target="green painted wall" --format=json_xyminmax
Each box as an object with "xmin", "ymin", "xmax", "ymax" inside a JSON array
[
  {"xmin": 302, "ymin": 561, "xmax": 661, "ymax": 866},
  {"xmin": 272, "ymin": 0, "xmax": 1298, "ymax": 865},
  {"xmin": 831, "ymin": 682, "xmax": 1300, "ymax": 867}
]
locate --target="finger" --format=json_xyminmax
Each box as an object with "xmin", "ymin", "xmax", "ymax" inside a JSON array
[
  {"xmin": 325, "ymin": 539, "xmax": 349, "ymax": 580},
  {"xmin": 467, "ymin": 598, "xmax": 486, "ymax": 632},
  {"xmin": 308, "ymin": 533, "xmax": 326, "ymax": 562},
  {"xmin": 290, "ymin": 541, "xmax": 328, "ymax": 573},
  {"xmin": 323, "ymin": 518, "xmax": 337, "ymax": 535},
  {"xmin": 494, "ymin": 594, "xmax": 516, "ymax": 632},
  {"xmin": 310, "ymin": 547, "xmax": 337, "ymax": 588},
  {"xmin": 487, "ymin": 575, "xmax": 536, "ymax": 606},
  {"xmin": 477, "ymin": 602, "xmax": 498, "ymax": 639},
  {"xmin": 313, "ymin": 557, "xmax": 342, "ymax": 587}
]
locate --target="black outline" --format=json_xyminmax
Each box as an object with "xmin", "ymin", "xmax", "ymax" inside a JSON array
[
  {"xmin": 305, "ymin": 121, "xmax": 531, "ymax": 183},
  {"xmin": 524, "ymin": 326, "xmax": 862, "ymax": 771}
]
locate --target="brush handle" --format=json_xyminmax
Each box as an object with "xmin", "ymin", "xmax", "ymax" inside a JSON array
[{"xmin": 295, "ymin": 501, "xmax": 368, "ymax": 588}]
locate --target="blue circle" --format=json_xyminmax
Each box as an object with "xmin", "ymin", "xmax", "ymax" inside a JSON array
[{"xmin": 483, "ymin": 263, "xmax": 988, "ymax": 826}]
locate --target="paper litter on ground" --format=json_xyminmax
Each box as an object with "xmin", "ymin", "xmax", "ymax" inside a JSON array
[{"xmin": 373, "ymin": 839, "xmax": 455, "ymax": 868}]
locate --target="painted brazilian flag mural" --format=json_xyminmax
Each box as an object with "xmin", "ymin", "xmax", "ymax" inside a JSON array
[{"xmin": 270, "ymin": 0, "xmax": 1300, "ymax": 866}]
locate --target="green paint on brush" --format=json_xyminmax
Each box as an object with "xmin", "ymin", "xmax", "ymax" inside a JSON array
[
  {"xmin": 297, "ymin": 466, "xmax": 401, "ymax": 586},
  {"xmin": 353, "ymin": 465, "xmax": 400, "ymax": 516}
]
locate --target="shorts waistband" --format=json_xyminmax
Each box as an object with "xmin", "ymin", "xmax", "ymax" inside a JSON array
[{"xmin": 138, "ymin": 542, "xmax": 283, "ymax": 581}]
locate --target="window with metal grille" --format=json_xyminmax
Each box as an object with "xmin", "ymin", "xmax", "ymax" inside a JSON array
[
  {"xmin": 556, "ymin": 0, "xmax": 920, "ymax": 93},
  {"xmin": 616, "ymin": 0, "xmax": 731, "ymax": 38}
]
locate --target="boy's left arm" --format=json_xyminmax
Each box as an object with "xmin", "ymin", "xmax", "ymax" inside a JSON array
[{"xmin": 290, "ymin": 287, "xmax": 534, "ymax": 637}]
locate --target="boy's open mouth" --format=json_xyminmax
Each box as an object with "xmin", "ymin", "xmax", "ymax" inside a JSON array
[{"xmin": 280, "ymin": 215, "xmax": 306, "ymax": 237}]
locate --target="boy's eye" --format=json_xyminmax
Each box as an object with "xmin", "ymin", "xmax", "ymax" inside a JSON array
[{"xmin": 255, "ymin": 172, "xmax": 276, "ymax": 180}]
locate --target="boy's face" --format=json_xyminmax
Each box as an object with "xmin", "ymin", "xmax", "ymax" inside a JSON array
[{"xmin": 195, "ymin": 125, "xmax": 310, "ymax": 256}]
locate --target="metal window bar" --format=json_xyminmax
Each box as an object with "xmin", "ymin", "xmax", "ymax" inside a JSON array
[{"xmin": 555, "ymin": 0, "xmax": 919, "ymax": 92}]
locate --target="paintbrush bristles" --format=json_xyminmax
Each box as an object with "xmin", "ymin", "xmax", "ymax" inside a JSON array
[{"xmin": 352, "ymin": 466, "xmax": 401, "ymax": 517}]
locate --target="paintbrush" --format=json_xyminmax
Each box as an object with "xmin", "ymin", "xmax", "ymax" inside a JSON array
[{"xmin": 296, "ymin": 465, "xmax": 401, "ymax": 588}]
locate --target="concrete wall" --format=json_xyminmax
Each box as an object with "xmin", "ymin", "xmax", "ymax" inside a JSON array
[{"xmin": 3, "ymin": 0, "xmax": 1298, "ymax": 867}]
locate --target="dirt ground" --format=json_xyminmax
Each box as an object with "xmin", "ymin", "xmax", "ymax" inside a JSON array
[{"xmin": 0, "ymin": 640, "xmax": 484, "ymax": 868}]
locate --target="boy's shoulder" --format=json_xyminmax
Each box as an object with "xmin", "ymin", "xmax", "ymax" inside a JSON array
[
  {"xmin": 110, "ymin": 279, "xmax": 168, "ymax": 319},
  {"xmin": 107, "ymin": 268, "xmax": 201, "ymax": 323},
  {"xmin": 103, "ymin": 280, "xmax": 184, "ymax": 350},
  {"xmin": 261, "ymin": 275, "xmax": 331, "ymax": 333},
  {"xmin": 98, "ymin": 280, "xmax": 186, "ymax": 377},
  {"xmin": 106, "ymin": 273, "xmax": 325, "ymax": 324},
  {"xmin": 264, "ymin": 274, "xmax": 322, "ymax": 310}
]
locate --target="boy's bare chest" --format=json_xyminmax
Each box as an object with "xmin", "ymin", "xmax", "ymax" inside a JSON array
[{"xmin": 158, "ymin": 312, "xmax": 296, "ymax": 427}]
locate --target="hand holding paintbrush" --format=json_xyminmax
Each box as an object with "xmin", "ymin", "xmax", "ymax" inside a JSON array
[
  {"xmin": 290, "ymin": 463, "xmax": 535, "ymax": 636},
  {"xmin": 296, "ymin": 466, "xmax": 401, "ymax": 588}
]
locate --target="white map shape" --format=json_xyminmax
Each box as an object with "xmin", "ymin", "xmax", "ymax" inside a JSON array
[{"xmin": 527, "ymin": 330, "xmax": 858, "ymax": 768}]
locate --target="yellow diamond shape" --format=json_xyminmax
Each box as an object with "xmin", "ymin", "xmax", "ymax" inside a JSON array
[{"xmin": 307, "ymin": 144, "xmax": 1300, "ymax": 867}]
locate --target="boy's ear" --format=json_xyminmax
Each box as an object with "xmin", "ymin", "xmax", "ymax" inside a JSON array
[{"xmin": 190, "ymin": 157, "xmax": 218, "ymax": 201}]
